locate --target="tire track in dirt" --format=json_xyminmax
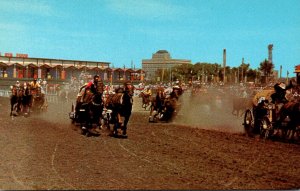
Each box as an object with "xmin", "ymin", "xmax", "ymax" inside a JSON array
[
  {"xmin": 100, "ymin": 137, "xmax": 130, "ymax": 187},
  {"xmin": 116, "ymin": 127, "xmax": 185, "ymax": 174},
  {"xmin": 51, "ymin": 142, "xmax": 77, "ymax": 190},
  {"xmin": 0, "ymin": 120, "xmax": 33, "ymax": 190},
  {"xmin": 162, "ymin": 126, "xmax": 266, "ymax": 188}
]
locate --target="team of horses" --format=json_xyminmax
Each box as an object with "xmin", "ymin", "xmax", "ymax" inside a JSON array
[
  {"xmin": 142, "ymin": 87, "xmax": 182, "ymax": 123},
  {"xmin": 71, "ymin": 83, "xmax": 181, "ymax": 137},
  {"xmin": 10, "ymin": 84, "xmax": 47, "ymax": 117},
  {"xmin": 71, "ymin": 82, "xmax": 134, "ymax": 138}
]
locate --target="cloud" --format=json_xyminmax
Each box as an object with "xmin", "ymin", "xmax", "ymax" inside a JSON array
[{"xmin": 0, "ymin": 0, "xmax": 55, "ymax": 17}]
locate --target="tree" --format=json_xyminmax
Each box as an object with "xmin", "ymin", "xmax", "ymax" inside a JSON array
[{"xmin": 259, "ymin": 59, "xmax": 274, "ymax": 83}]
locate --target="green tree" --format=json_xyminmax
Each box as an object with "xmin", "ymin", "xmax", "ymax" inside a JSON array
[{"xmin": 259, "ymin": 59, "xmax": 274, "ymax": 83}]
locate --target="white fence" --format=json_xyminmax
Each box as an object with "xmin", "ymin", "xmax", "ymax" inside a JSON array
[{"xmin": 0, "ymin": 90, "xmax": 10, "ymax": 97}]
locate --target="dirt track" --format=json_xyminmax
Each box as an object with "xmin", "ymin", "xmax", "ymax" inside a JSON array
[{"xmin": 0, "ymin": 95, "xmax": 299, "ymax": 190}]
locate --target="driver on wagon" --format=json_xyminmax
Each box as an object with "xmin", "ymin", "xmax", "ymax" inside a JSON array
[
  {"xmin": 85, "ymin": 74, "xmax": 102, "ymax": 94},
  {"xmin": 30, "ymin": 78, "xmax": 41, "ymax": 89},
  {"xmin": 270, "ymin": 81, "xmax": 294, "ymax": 104}
]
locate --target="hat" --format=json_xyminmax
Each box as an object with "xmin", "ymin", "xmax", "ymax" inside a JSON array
[
  {"xmin": 278, "ymin": 82, "xmax": 286, "ymax": 89},
  {"xmin": 274, "ymin": 82, "xmax": 285, "ymax": 91}
]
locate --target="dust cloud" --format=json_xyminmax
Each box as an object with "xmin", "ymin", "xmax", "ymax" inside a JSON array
[{"xmin": 174, "ymin": 89, "xmax": 245, "ymax": 134}]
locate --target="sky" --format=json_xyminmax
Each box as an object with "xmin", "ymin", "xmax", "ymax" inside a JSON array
[{"xmin": 0, "ymin": 0, "xmax": 299, "ymax": 77}]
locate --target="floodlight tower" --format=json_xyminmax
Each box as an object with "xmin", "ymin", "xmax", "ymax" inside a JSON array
[
  {"xmin": 223, "ymin": 49, "xmax": 226, "ymax": 83},
  {"xmin": 268, "ymin": 44, "xmax": 273, "ymax": 63}
]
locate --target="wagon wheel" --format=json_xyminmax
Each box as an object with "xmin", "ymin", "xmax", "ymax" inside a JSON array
[
  {"xmin": 243, "ymin": 109, "xmax": 254, "ymax": 136},
  {"xmin": 259, "ymin": 116, "xmax": 273, "ymax": 139}
]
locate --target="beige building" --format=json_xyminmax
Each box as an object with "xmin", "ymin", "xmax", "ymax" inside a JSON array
[
  {"xmin": 142, "ymin": 50, "xmax": 191, "ymax": 81},
  {"xmin": 0, "ymin": 53, "xmax": 145, "ymax": 83}
]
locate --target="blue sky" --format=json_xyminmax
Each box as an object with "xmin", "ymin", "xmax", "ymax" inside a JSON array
[{"xmin": 0, "ymin": 0, "xmax": 299, "ymax": 77}]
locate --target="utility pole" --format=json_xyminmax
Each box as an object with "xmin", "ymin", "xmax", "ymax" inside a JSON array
[
  {"xmin": 241, "ymin": 58, "xmax": 244, "ymax": 83},
  {"xmin": 280, "ymin": 65, "xmax": 282, "ymax": 79},
  {"xmin": 223, "ymin": 49, "xmax": 226, "ymax": 84}
]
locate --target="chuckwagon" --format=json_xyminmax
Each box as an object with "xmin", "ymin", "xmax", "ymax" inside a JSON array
[{"xmin": 243, "ymin": 88, "xmax": 300, "ymax": 140}]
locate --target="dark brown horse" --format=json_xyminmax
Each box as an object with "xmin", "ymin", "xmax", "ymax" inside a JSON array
[
  {"xmin": 10, "ymin": 85, "xmax": 23, "ymax": 116},
  {"xmin": 77, "ymin": 81, "xmax": 105, "ymax": 136},
  {"xmin": 277, "ymin": 101, "xmax": 300, "ymax": 140},
  {"xmin": 106, "ymin": 84, "xmax": 134, "ymax": 138}
]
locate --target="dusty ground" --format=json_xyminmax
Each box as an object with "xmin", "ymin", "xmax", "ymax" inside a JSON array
[{"xmin": 0, "ymin": 94, "xmax": 299, "ymax": 190}]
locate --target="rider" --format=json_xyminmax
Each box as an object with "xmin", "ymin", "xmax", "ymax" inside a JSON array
[
  {"xmin": 270, "ymin": 80, "xmax": 295, "ymax": 129},
  {"xmin": 123, "ymin": 81, "xmax": 134, "ymax": 95},
  {"xmin": 142, "ymin": 86, "xmax": 152, "ymax": 97},
  {"xmin": 75, "ymin": 75, "xmax": 104, "ymax": 111},
  {"xmin": 30, "ymin": 78, "xmax": 41, "ymax": 90},
  {"xmin": 270, "ymin": 80, "xmax": 295, "ymax": 104},
  {"xmin": 15, "ymin": 80, "xmax": 21, "ymax": 89},
  {"xmin": 76, "ymin": 75, "xmax": 101, "ymax": 103},
  {"xmin": 85, "ymin": 75, "xmax": 102, "ymax": 94}
]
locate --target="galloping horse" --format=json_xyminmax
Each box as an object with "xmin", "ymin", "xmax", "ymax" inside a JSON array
[
  {"xmin": 149, "ymin": 88, "xmax": 166, "ymax": 121},
  {"xmin": 106, "ymin": 83, "xmax": 134, "ymax": 138},
  {"xmin": 277, "ymin": 101, "xmax": 300, "ymax": 140},
  {"xmin": 10, "ymin": 85, "xmax": 23, "ymax": 116},
  {"xmin": 31, "ymin": 86, "xmax": 47, "ymax": 112},
  {"xmin": 21, "ymin": 84, "xmax": 33, "ymax": 115},
  {"xmin": 80, "ymin": 81, "xmax": 105, "ymax": 135},
  {"xmin": 139, "ymin": 91, "xmax": 153, "ymax": 110}
]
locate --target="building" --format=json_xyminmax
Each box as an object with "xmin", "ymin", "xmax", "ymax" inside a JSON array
[
  {"xmin": 0, "ymin": 53, "xmax": 144, "ymax": 84},
  {"xmin": 142, "ymin": 50, "xmax": 191, "ymax": 81},
  {"xmin": 295, "ymin": 64, "xmax": 300, "ymax": 85}
]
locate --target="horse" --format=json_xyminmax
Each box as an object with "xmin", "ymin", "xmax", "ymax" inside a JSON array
[
  {"xmin": 10, "ymin": 85, "xmax": 23, "ymax": 116},
  {"xmin": 139, "ymin": 91, "xmax": 153, "ymax": 110},
  {"xmin": 149, "ymin": 90, "xmax": 178, "ymax": 123},
  {"xmin": 106, "ymin": 84, "xmax": 134, "ymax": 138},
  {"xmin": 276, "ymin": 101, "xmax": 300, "ymax": 141},
  {"xmin": 160, "ymin": 93, "xmax": 178, "ymax": 122},
  {"xmin": 31, "ymin": 86, "xmax": 47, "ymax": 112},
  {"xmin": 149, "ymin": 89, "xmax": 166, "ymax": 122},
  {"xmin": 78, "ymin": 81, "xmax": 104, "ymax": 136},
  {"xmin": 21, "ymin": 84, "xmax": 33, "ymax": 116}
]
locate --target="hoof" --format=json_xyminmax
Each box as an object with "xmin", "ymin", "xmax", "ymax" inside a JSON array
[{"xmin": 81, "ymin": 126, "xmax": 87, "ymax": 135}]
